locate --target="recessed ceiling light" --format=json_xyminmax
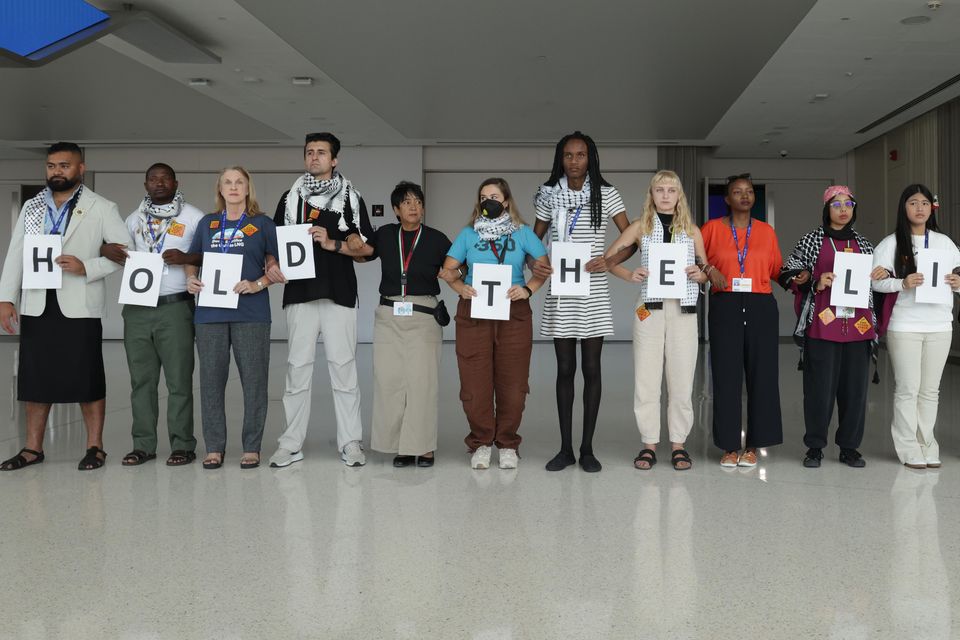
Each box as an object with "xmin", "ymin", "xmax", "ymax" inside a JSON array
[
  {"xmin": 292, "ymin": 77, "xmax": 314, "ymax": 86},
  {"xmin": 840, "ymin": 17, "xmax": 850, "ymax": 21},
  {"xmin": 814, "ymin": 93, "xmax": 829, "ymax": 100},
  {"xmin": 864, "ymin": 56, "xmax": 873, "ymax": 61},
  {"xmin": 188, "ymin": 78, "xmax": 212, "ymax": 87},
  {"xmin": 242, "ymin": 76, "xmax": 262, "ymax": 84},
  {"xmin": 900, "ymin": 15, "xmax": 932, "ymax": 24},
  {"xmin": 845, "ymin": 71, "xmax": 854, "ymax": 77}
]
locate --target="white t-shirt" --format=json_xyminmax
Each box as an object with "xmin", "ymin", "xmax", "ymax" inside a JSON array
[
  {"xmin": 872, "ymin": 231, "xmax": 960, "ymax": 333},
  {"xmin": 125, "ymin": 202, "xmax": 205, "ymax": 296}
]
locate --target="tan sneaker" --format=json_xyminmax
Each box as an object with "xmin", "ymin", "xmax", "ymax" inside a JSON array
[
  {"xmin": 738, "ymin": 449, "xmax": 758, "ymax": 467},
  {"xmin": 720, "ymin": 450, "xmax": 739, "ymax": 467}
]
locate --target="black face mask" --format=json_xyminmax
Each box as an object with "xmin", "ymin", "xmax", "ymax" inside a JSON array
[{"xmin": 480, "ymin": 199, "xmax": 504, "ymax": 219}]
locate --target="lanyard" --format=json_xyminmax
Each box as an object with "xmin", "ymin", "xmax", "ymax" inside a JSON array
[
  {"xmin": 730, "ymin": 219, "xmax": 751, "ymax": 276},
  {"xmin": 924, "ymin": 229, "xmax": 929, "ymax": 249},
  {"xmin": 489, "ymin": 238, "xmax": 509, "ymax": 265},
  {"xmin": 566, "ymin": 205, "xmax": 583, "ymax": 241},
  {"xmin": 398, "ymin": 226, "xmax": 422, "ymax": 297},
  {"xmin": 828, "ymin": 238, "xmax": 851, "ymax": 254},
  {"xmin": 218, "ymin": 211, "xmax": 247, "ymax": 253},
  {"xmin": 47, "ymin": 203, "xmax": 70, "ymax": 235},
  {"xmin": 146, "ymin": 215, "xmax": 170, "ymax": 253}
]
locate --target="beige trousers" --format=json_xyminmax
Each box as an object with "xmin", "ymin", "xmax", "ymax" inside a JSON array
[
  {"xmin": 632, "ymin": 299, "xmax": 699, "ymax": 444},
  {"xmin": 371, "ymin": 295, "xmax": 443, "ymax": 456}
]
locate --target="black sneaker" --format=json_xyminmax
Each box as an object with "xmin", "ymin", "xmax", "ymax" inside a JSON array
[
  {"xmin": 579, "ymin": 453, "xmax": 602, "ymax": 473},
  {"xmin": 803, "ymin": 448, "xmax": 823, "ymax": 468},
  {"xmin": 545, "ymin": 450, "xmax": 576, "ymax": 471},
  {"xmin": 839, "ymin": 448, "xmax": 866, "ymax": 468}
]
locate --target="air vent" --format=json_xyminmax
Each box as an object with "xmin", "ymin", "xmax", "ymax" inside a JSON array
[{"xmin": 857, "ymin": 72, "xmax": 960, "ymax": 134}]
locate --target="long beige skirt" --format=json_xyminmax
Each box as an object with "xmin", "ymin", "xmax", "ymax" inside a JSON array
[{"xmin": 371, "ymin": 295, "xmax": 443, "ymax": 455}]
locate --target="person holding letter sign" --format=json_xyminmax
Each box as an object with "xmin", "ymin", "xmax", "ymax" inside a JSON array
[
  {"xmin": 185, "ymin": 167, "xmax": 278, "ymax": 470},
  {"xmin": 532, "ymin": 132, "xmax": 631, "ymax": 473},
  {"xmin": 605, "ymin": 171, "xmax": 708, "ymax": 470},
  {"xmin": 443, "ymin": 178, "xmax": 549, "ymax": 470},
  {"xmin": 871, "ymin": 185, "xmax": 960, "ymax": 469},
  {"xmin": 265, "ymin": 133, "xmax": 374, "ymax": 469},
  {"xmin": 779, "ymin": 186, "xmax": 883, "ymax": 469},
  {"xmin": 0, "ymin": 142, "xmax": 129, "ymax": 471},
  {"xmin": 99, "ymin": 163, "xmax": 205, "ymax": 467},
  {"xmin": 701, "ymin": 174, "xmax": 784, "ymax": 468},
  {"xmin": 367, "ymin": 182, "xmax": 454, "ymax": 467}
]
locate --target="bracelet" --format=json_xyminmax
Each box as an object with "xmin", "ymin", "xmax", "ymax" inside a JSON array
[
  {"xmin": 522, "ymin": 285, "xmax": 533, "ymax": 297},
  {"xmin": 334, "ymin": 239, "xmax": 342, "ymax": 253}
]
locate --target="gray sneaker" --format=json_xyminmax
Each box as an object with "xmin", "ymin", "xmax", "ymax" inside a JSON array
[
  {"xmin": 269, "ymin": 448, "xmax": 304, "ymax": 468},
  {"xmin": 340, "ymin": 441, "xmax": 366, "ymax": 467}
]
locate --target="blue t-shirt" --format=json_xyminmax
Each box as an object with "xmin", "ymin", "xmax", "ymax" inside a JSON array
[
  {"xmin": 188, "ymin": 213, "xmax": 279, "ymax": 324},
  {"xmin": 447, "ymin": 225, "xmax": 546, "ymax": 286}
]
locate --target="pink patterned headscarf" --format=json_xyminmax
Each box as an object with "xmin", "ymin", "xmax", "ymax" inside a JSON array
[{"xmin": 823, "ymin": 185, "xmax": 854, "ymax": 204}]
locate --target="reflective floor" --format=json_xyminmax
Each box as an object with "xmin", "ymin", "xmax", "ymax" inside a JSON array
[{"xmin": 0, "ymin": 340, "xmax": 958, "ymax": 639}]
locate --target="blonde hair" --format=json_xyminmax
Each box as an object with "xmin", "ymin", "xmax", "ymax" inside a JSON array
[
  {"xmin": 639, "ymin": 170, "xmax": 696, "ymax": 237},
  {"xmin": 468, "ymin": 177, "xmax": 526, "ymax": 227},
  {"xmin": 215, "ymin": 166, "xmax": 263, "ymax": 215}
]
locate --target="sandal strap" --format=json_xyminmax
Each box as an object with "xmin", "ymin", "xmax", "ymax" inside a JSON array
[
  {"xmin": 124, "ymin": 449, "xmax": 150, "ymax": 461},
  {"xmin": 20, "ymin": 448, "xmax": 43, "ymax": 457},
  {"xmin": 634, "ymin": 448, "xmax": 657, "ymax": 462},
  {"xmin": 671, "ymin": 449, "xmax": 691, "ymax": 461}
]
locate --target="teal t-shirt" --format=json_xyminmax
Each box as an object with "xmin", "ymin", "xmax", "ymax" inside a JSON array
[{"xmin": 447, "ymin": 225, "xmax": 546, "ymax": 286}]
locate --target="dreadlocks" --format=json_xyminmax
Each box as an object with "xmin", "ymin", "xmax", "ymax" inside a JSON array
[{"xmin": 543, "ymin": 131, "xmax": 611, "ymax": 230}]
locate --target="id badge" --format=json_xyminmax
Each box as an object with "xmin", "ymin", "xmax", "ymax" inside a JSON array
[
  {"xmin": 732, "ymin": 278, "xmax": 752, "ymax": 293},
  {"xmin": 162, "ymin": 265, "xmax": 170, "ymax": 276},
  {"xmin": 835, "ymin": 306, "xmax": 855, "ymax": 319},
  {"xmin": 393, "ymin": 302, "xmax": 413, "ymax": 317}
]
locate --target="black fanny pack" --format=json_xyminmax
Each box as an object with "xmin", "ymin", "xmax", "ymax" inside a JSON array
[{"xmin": 379, "ymin": 296, "xmax": 450, "ymax": 327}]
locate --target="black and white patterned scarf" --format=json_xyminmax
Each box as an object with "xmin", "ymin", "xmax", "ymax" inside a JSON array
[
  {"xmin": 639, "ymin": 215, "xmax": 699, "ymax": 307},
  {"xmin": 474, "ymin": 213, "xmax": 520, "ymax": 242},
  {"xmin": 534, "ymin": 176, "xmax": 592, "ymax": 241},
  {"xmin": 136, "ymin": 190, "xmax": 184, "ymax": 250},
  {"xmin": 780, "ymin": 226, "xmax": 879, "ymax": 379},
  {"xmin": 22, "ymin": 185, "xmax": 83, "ymax": 235},
  {"xmin": 285, "ymin": 172, "xmax": 365, "ymax": 240}
]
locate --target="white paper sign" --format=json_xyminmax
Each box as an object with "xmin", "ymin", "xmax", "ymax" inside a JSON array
[
  {"xmin": 550, "ymin": 242, "xmax": 590, "ymax": 297},
  {"xmin": 276, "ymin": 224, "xmax": 316, "ymax": 280},
  {"xmin": 646, "ymin": 243, "xmax": 688, "ymax": 299},
  {"xmin": 470, "ymin": 263, "xmax": 512, "ymax": 320},
  {"xmin": 829, "ymin": 252, "xmax": 872, "ymax": 309},
  {"xmin": 22, "ymin": 235, "xmax": 62, "ymax": 290},
  {"xmin": 197, "ymin": 252, "xmax": 244, "ymax": 309},
  {"xmin": 915, "ymin": 249, "xmax": 954, "ymax": 304},
  {"xmin": 118, "ymin": 251, "xmax": 164, "ymax": 307}
]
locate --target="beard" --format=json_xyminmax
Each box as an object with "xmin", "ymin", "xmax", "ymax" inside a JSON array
[{"xmin": 47, "ymin": 175, "xmax": 80, "ymax": 193}]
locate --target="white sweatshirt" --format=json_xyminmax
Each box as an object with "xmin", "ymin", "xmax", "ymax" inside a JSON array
[{"xmin": 872, "ymin": 231, "xmax": 960, "ymax": 333}]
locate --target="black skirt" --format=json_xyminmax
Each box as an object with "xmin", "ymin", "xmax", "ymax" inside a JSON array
[{"xmin": 18, "ymin": 290, "xmax": 106, "ymax": 403}]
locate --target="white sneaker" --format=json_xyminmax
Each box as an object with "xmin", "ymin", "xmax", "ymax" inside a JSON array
[
  {"xmin": 340, "ymin": 441, "xmax": 366, "ymax": 467},
  {"xmin": 498, "ymin": 448, "xmax": 519, "ymax": 469},
  {"xmin": 471, "ymin": 445, "xmax": 492, "ymax": 469},
  {"xmin": 269, "ymin": 447, "xmax": 304, "ymax": 468}
]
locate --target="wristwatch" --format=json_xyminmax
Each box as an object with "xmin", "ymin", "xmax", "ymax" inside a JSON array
[{"xmin": 334, "ymin": 239, "xmax": 343, "ymax": 253}]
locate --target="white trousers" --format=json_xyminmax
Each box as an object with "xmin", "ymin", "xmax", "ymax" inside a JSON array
[
  {"xmin": 278, "ymin": 299, "xmax": 362, "ymax": 453},
  {"xmin": 886, "ymin": 330, "xmax": 952, "ymax": 465},
  {"xmin": 632, "ymin": 299, "xmax": 699, "ymax": 444}
]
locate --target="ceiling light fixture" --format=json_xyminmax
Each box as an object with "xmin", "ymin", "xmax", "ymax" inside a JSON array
[
  {"xmin": 292, "ymin": 77, "xmax": 314, "ymax": 86},
  {"xmin": 242, "ymin": 77, "xmax": 262, "ymax": 84},
  {"xmin": 188, "ymin": 78, "xmax": 212, "ymax": 87},
  {"xmin": 900, "ymin": 15, "xmax": 932, "ymax": 24}
]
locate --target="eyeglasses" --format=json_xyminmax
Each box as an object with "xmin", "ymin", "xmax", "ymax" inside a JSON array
[
  {"xmin": 725, "ymin": 173, "xmax": 751, "ymax": 183},
  {"xmin": 829, "ymin": 200, "xmax": 856, "ymax": 209}
]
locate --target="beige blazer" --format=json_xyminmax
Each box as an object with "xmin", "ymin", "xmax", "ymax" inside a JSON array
[{"xmin": 0, "ymin": 187, "xmax": 129, "ymax": 318}]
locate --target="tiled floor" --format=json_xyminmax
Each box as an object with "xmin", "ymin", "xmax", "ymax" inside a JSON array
[{"xmin": 0, "ymin": 340, "xmax": 958, "ymax": 639}]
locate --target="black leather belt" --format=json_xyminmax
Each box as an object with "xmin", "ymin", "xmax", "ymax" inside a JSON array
[
  {"xmin": 379, "ymin": 295, "xmax": 436, "ymax": 315},
  {"xmin": 157, "ymin": 292, "xmax": 193, "ymax": 306}
]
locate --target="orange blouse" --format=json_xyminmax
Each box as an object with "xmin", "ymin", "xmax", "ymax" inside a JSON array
[{"xmin": 702, "ymin": 217, "xmax": 783, "ymax": 294}]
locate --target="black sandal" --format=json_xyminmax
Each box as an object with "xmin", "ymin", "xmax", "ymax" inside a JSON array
[
  {"xmin": 671, "ymin": 449, "xmax": 693, "ymax": 470},
  {"xmin": 0, "ymin": 448, "xmax": 44, "ymax": 471},
  {"xmin": 122, "ymin": 449, "xmax": 156, "ymax": 466},
  {"xmin": 633, "ymin": 449, "xmax": 657, "ymax": 470},
  {"xmin": 166, "ymin": 450, "xmax": 196, "ymax": 466},
  {"xmin": 78, "ymin": 446, "xmax": 107, "ymax": 470},
  {"xmin": 202, "ymin": 453, "xmax": 224, "ymax": 470},
  {"xmin": 240, "ymin": 454, "xmax": 260, "ymax": 470}
]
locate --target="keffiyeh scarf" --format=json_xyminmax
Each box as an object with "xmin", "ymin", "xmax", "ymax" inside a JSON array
[
  {"xmin": 285, "ymin": 172, "xmax": 365, "ymax": 240},
  {"xmin": 136, "ymin": 191, "xmax": 184, "ymax": 250},
  {"xmin": 534, "ymin": 176, "xmax": 592, "ymax": 241},
  {"xmin": 474, "ymin": 213, "xmax": 520, "ymax": 242},
  {"xmin": 22, "ymin": 186, "xmax": 83, "ymax": 235},
  {"xmin": 640, "ymin": 215, "xmax": 699, "ymax": 307}
]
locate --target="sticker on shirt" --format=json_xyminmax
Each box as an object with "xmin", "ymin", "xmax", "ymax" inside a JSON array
[
  {"xmin": 854, "ymin": 317, "xmax": 872, "ymax": 335},
  {"xmin": 819, "ymin": 307, "xmax": 836, "ymax": 325},
  {"xmin": 308, "ymin": 208, "xmax": 320, "ymax": 221},
  {"xmin": 393, "ymin": 301, "xmax": 413, "ymax": 317},
  {"xmin": 167, "ymin": 222, "xmax": 185, "ymax": 237},
  {"xmin": 210, "ymin": 229, "xmax": 245, "ymax": 250},
  {"xmin": 636, "ymin": 304, "xmax": 651, "ymax": 321},
  {"xmin": 209, "ymin": 220, "xmax": 220, "ymax": 229},
  {"xmin": 241, "ymin": 224, "xmax": 258, "ymax": 237},
  {"xmin": 843, "ymin": 247, "xmax": 853, "ymax": 253},
  {"xmin": 731, "ymin": 278, "xmax": 752, "ymax": 293},
  {"xmin": 835, "ymin": 306, "xmax": 855, "ymax": 319}
]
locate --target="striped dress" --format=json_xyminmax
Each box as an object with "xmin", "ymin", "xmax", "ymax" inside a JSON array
[{"xmin": 536, "ymin": 185, "xmax": 626, "ymax": 338}]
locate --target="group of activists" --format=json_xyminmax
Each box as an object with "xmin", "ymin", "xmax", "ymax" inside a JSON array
[{"xmin": 0, "ymin": 132, "xmax": 957, "ymax": 474}]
